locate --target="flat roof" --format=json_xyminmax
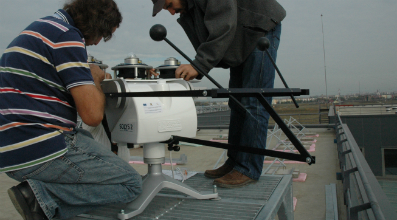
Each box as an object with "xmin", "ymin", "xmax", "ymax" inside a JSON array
[{"xmin": 0, "ymin": 128, "xmax": 344, "ymax": 219}]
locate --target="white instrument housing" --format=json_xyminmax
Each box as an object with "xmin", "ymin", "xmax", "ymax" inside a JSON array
[{"xmin": 102, "ymin": 78, "xmax": 197, "ymax": 145}]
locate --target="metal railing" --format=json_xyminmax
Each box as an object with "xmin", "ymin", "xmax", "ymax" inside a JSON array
[
  {"xmin": 334, "ymin": 104, "xmax": 397, "ymax": 116},
  {"xmin": 334, "ymin": 108, "xmax": 396, "ymax": 219},
  {"xmin": 195, "ymin": 105, "xmax": 230, "ymax": 114},
  {"xmin": 268, "ymin": 112, "xmax": 328, "ymax": 125},
  {"xmin": 197, "ymin": 114, "xmax": 230, "ymax": 129},
  {"xmin": 197, "ymin": 111, "xmax": 328, "ymax": 129}
]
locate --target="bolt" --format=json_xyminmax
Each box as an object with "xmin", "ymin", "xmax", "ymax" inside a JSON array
[
  {"xmin": 213, "ymin": 185, "xmax": 217, "ymax": 193},
  {"xmin": 306, "ymin": 157, "xmax": 312, "ymax": 163},
  {"xmin": 203, "ymin": 90, "xmax": 207, "ymax": 96}
]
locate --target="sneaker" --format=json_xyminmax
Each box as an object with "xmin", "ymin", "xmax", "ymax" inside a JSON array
[
  {"xmin": 204, "ymin": 163, "xmax": 233, "ymax": 178},
  {"xmin": 213, "ymin": 170, "xmax": 256, "ymax": 188},
  {"xmin": 7, "ymin": 181, "xmax": 48, "ymax": 220}
]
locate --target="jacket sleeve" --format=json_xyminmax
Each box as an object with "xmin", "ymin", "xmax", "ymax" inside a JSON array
[{"xmin": 191, "ymin": 0, "xmax": 237, "ymax": 76}]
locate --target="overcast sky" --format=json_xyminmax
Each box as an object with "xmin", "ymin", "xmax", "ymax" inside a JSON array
[{"xmin": 1, "ymin": 0, "xmax": 396, "ymax": 97}]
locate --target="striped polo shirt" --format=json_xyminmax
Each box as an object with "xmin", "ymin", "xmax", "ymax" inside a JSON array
[{"xmin": 0, "ymin": 9, "xmax": 95, "ymax": 173}]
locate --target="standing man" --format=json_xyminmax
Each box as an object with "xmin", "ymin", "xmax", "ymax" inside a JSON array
[
  {"xmin": 0, "ymin": 0, "xmax": 142, "ymax": 219},
  {"xmin": 151, "ymin": 0, "xmax": 286, "ymax": 188}
]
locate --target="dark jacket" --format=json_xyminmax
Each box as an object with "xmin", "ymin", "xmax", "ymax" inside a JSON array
[{"xmin": 177, "ymin": 0, "xmax": 286, "ymax": 77}]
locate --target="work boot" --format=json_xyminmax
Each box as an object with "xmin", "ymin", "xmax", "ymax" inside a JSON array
[
  {"xmin": 204, "ymin": 163, "xmax": 233, "ymax": 178},
  {"xmin": 213, "ymin": 170, "xmax": 257, "ymax": 188},
  {"xmin": 8, "ymin": 181, "xmax": 48, "ymax": 220}
]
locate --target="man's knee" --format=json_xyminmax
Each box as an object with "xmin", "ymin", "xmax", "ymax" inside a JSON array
[{"xmin": 123, "ymin": 176, "xmax": 143, "ymax": 201}]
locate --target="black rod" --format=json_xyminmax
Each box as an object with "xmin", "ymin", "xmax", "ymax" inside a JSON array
[
  {"xmin": 257, "ymin": 37, "xmax": 299, "ymax": 108},
  {"xmin": 264, "ymin": 49, "xmax": 299, "ymax": 108},
  {"xmin": 170, "ymin": 136, "xmax": 312, "ymax": 163},
  {"xmin": 255, "ymin": 93, "xmax": 315, "ymax": 164},
  {"xmin": 149, "ymin": 24, "xmax": 246, "ymax": 115},
  {"xmin": 104, "ymin": 88, "xmax": 309, "ymax": 98},
  {"xmin": 164, "ymin": 38, "xmax": 223, "ymax": 89},
  {"xmin": 163, "ymin": 38, "xmax": 246, "ymax": 114}
]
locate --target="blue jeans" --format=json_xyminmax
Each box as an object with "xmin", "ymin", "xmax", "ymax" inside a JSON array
[
  {"xmin": 227, "ymin": 24, "xmax": 281, "ymax": 180},
  {"xmin": 6, "ymin": 129, "xmax": 142, "ymax": 219}
]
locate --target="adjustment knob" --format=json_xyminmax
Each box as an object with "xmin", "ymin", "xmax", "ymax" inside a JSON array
[{"xmin": 173, "ymin": 145, "xmax": 180, "ymax": 152}]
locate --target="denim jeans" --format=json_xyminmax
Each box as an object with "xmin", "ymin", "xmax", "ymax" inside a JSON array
[
  {"xmin": 227, "ymin": 24, "xmax": 281, "ymax": 180},
  {"xmin": 6, "ymin": 129, "xmax": 142, "ymax": 219}
]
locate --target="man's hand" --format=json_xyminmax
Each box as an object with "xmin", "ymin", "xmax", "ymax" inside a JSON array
[
  {"xmin": 175, "ymin": 64, "xmax": 199, "ymax": 81},
  {"xmin": 89, "ymin": 64, "xmax": 105, "ymax": 90},
  {"xmin": 148, "ymin": 68, "xmax": 159, "ymax": 78},
  {"xmin": 105, "ymin": 72, "xmax": 112, "ymax": 79}
]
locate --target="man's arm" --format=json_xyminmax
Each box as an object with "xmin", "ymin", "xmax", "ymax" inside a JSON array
[
  {"xmin": 176, "ymin": 0, "xmax": 238, "ymax": 80},
  {"xmin": 195, "ymin": 0, "xmax": 237, "ymax": 69},
  {"xmin": 70, "ymin": 64, "xmax": 105, "ymax": 127}
]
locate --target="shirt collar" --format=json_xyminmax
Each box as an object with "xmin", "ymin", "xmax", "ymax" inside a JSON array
[{"xmin": 53, "ymin": 9, "xmax": 75, "ymax": 27}]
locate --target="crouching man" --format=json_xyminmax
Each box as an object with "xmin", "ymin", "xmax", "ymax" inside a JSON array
[{"xmin": 0, "ymin": 0, "xmax": 142, "ymax": 219}]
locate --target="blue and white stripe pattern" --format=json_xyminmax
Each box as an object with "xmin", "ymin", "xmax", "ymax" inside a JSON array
[{"xmin": 0, "ymin": 9, "xmax": 95, "ymax": 173}]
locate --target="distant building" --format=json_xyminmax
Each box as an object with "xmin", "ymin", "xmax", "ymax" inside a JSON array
[
  {"xmin": 381, "ymin": 94, "xmax": 393, "ymax": 99},
  {"xmin": 330, "ymin": 105, "xmax": 397, "ymax": 177}
]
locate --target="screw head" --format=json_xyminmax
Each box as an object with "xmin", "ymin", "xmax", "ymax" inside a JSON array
[{"xmin": 213, "ymin": 184, "xmax": 218, "ymax": 193}]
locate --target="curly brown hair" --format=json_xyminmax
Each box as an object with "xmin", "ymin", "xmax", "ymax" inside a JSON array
[{"xmin": 63, "ymin": 0, "xmax": 122, "ymax": 42}]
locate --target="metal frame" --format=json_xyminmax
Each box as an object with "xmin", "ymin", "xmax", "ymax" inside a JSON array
[
  {"xmin": 262, "ymin": 123, "xmax": 290, "ymax": 176},
  {"xmin": 334, "ymin": 107, "xmax": 396, "ymax": 220},
  {"xmin": 105, "ymin": 88, "xmax": 315, "ymax": 164},
  {"xmin": 67, "ymin": 174, "xmax": 293, "ymax": 220},
  {"xmin": 255, "ymin": 174, "xmax": 294, "ymax": 220},
  {"xmin": 117, "ymin": 163, "xmax": 218, "ymax": 220},
  {"xmin": 106, "ymin": 88, "xmax": 309, "ymax": 98}
]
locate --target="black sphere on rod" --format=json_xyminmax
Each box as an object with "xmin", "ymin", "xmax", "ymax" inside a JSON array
[{"xmin": 150, "ymin": 24, "xmax": 167, "ymax": 41}]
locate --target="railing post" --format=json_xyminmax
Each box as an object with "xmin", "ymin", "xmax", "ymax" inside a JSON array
[
  {"xmin": 342, "ymin": 167, "xmax": 358, "ymax": 204},
  {"xmin": 349, "ymin": 203, "xmax": 372, "ymax": 220},
  {"xmin": 338, "ymin": 148, "xmax": 350, "ymax": 169}
]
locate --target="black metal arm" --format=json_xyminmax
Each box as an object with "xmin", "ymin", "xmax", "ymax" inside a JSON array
[
  {"xmin": 164, "ymin": 136, "xmax": 315, "ymax": 164},
  {"xmin": 105, "ymin": 88, "xmax": 309, "ymax": 98},
  {"xmin": 257, "ymin": 37, "xmax": 299, "ymax": 108},
  {"xmin": 105, "ymin": 88, "xmax": 315, "ymax": 164}
]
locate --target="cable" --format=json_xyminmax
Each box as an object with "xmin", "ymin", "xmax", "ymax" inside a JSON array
[
  {"xmin": 176, "ymin": 167, "xmax": 186, "ymax": 182},
  {"xmin": 169, "ymin": 151, "xmax": 175, "ymax": 179}
]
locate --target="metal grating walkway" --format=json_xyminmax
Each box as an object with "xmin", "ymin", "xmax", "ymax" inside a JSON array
[
  {"xmin": 72, "ymin": 174, "xmax": 291, "ymax": 220},
  {"xmin": 159, "ymin": 174, "xmax": 282, "ymax": 201}
]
